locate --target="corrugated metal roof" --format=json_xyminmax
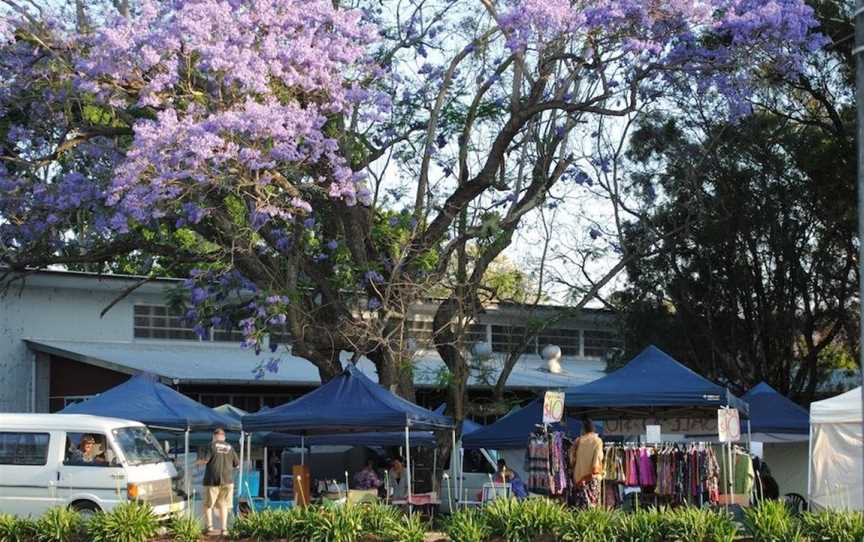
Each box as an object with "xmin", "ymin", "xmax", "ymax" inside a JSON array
[{"xmin": 24, "ymin": 338, "xmax": 605, "ymax": 390}]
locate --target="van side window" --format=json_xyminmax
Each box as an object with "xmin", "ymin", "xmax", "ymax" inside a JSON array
[
  {"xmin": 0, "ymin": 432, "xmax": 50, "ymax": 466},
  {"xmin": 64, "ymin": 433, "xmax": 111, "ymax": 466}
]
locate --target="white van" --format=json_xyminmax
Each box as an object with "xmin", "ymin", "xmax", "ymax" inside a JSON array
[{"xmin": 0, "ymin": 414, "xmax": 187, "ymax": 518}]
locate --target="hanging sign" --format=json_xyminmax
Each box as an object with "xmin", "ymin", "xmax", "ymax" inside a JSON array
[
  {"xmin": 717, "ymin": 408, "xmax": 741, "ymax": 442},
  {"xmin": 645, "ymin": 425, "xmax": 662, "ymax": 444},
  {"xmin": 542, "ymin": 391, "xmax": 565, "ymax": 424}
]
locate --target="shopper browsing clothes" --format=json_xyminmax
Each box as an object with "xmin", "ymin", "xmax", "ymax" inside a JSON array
[
  {"xmin": 569, "ymin": 419, "xmax": 604, "ymax": 508},
  {"xmin": 196, "ymin": 428, "xmax": 240, "ymax": 536}
]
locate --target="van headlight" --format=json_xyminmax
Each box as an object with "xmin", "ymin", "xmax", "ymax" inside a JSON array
[{"xmin": 127, "ymin": 483, "xmax": 148, "ymax": 499}]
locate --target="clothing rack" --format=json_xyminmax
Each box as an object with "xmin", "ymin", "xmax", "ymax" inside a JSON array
[{"xmin": 601, "ymin": 441, "xmax": 726, "ymax": 509}]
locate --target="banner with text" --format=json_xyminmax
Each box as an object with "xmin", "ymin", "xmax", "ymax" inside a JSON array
[{"xmin": 543, "ymin": 391, "xmax": 565, "ymax": 424}]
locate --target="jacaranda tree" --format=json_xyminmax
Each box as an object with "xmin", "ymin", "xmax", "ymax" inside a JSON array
[{"xmin": 0, "ymin": 0, "xmax": 826, "ymax": 427}]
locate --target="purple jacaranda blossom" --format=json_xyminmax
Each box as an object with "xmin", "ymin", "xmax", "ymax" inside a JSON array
[
  {"xmin": 367, "ymin": 297, "xmax": 382, "ymax": 310},
  {"xmin": 364, "ymin": 270, "xmax": 385, "ymax": 284}
]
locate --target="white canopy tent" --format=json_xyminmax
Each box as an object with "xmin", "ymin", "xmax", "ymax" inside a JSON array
[{"xmin": 808, "ymin": 387, "xmax": 863, "ymax": 511}]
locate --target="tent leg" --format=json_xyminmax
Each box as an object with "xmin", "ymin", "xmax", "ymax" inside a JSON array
[
  {"xmin": 459, "ymin": 447, "xmax": 465, "ymax": 509},
  {"xmin": 263, "ymin": 446, "xmax": 268, "ymax": 506},
  {"xmin": 238, "ymin": 431, "xmax": 245, "ymax": 516},
  {"xmin": 301, "ymin": 435, "xmax": 305, "ymax": 466},
  {"xmin": 184, "ymin": 429, "xmax": 190, "ymax": 517},
  {"xmin": 450, "ymin": 429, "xmax": 457, "ymax": 509},
  {"xmin": 405, "ymin": 426, "xmax": 412, "ymax": 514},
  {"xmin": 432, "ymin": 446, "xmax": 437, "ymax": 494},
  {"xmin": 807, "ymin": 424, "xmax": 814, "ymax": 508}
]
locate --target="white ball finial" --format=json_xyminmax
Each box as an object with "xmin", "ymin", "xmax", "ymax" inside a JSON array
[{"xmin": 542, "ymin": 344, "xmax": 563, "ymax": 374}]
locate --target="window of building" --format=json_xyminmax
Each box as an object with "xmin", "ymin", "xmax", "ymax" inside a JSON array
[
  {"xmin": 537, "ymin": 328, "xmax": 581, "ymax": 356},
  {"xmin": 134, "ymin": 305, "xmax": 204, "ymax": 341},
  {"xmin": 465, "ymin": 323, "xmax": 488, "ymax": 345},
  {"xmin": 583, "ymin": 329, "xmax": 624, "ymax": 358},
  {"xmin": 407, "ymin": 319, "xmax": 434, "ymax": 346},
  {"xmin": 0, "ymin": 432, "xmax": 50, "ymax": 466},
  {"xmin": 491, "ymin": 325, "xmax": 532, "ymax": 353},
  {"xmin": 136, "ymin": 305, "xmax": 292, "ymax": 345}
]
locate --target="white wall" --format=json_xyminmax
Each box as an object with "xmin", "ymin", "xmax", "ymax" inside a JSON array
[{"xmin": 0, "ymin": 275, "xmax": 168, "ymax": 412}]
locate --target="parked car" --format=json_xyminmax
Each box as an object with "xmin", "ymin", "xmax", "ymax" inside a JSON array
[{"xmin": 0, "ymin": 414, "xmax": 187, "ymax": 518}]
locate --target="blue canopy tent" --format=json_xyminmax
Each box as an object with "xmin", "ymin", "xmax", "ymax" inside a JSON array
[
  {"xmin": 242, "ymin": 364, "xmax": 454, "ymax": 504},
  {"xmin": 565, "ymin": 345, "xmax": 750, "ymax": 421},
  {"xmin": 462, "ymin": 398, "xmax": 585, "ymax": 450},
  {"xmin": 61, "ymin": 374, "xmax": 241, "ymax": 504},
  {"xmin": 742, "ymin": 382, "xmax": 808, "ymax": 441}
]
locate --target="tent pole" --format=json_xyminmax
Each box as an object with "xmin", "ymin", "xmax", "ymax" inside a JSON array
[
  {"xmin": 405, "ymin": 425, "xmax": 412, "ymax": 512},
  {"xmin": 263, "ymin": 446, "xmax": 268, "ymax": 506},
  {"xmin": 807, "ymin": 423, "xmax": 814, "ymax": 508},
  {"xmin": 459, "ymin": 447, "xmax": 465, "ymax": 508},
  {"xmin": 184, "ymin": 429, "xmax": 190, "ymax": 517},
  {"xmin": 238, "ymin": 431, "xmax": 245, "ymax": 516},
  {"xmin": 432, "ymin": 446, "xmax": 437, "ymax": 495},
  {"xmin": 301, "ymin": 435, "xmax": 305, "ymax": 466},
  {"xmin": 451, "ymin": 429, "xmax": 457, "ymax": 510}
]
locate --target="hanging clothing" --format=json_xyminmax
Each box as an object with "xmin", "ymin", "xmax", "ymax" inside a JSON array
[
  {"xmin": 525, "ymin": 436, "xmax": 551, "ymax": 493},
  {"xmin": 602, "ymin": 443, "xmax": 723, "ymax": 507},
  {"xmin": 549, "ymin": 432, "xmax": 569, "ymax": 495},
  {"xmin": 573, "ymin": 478, "xmax": 601, "ymax": 509}
]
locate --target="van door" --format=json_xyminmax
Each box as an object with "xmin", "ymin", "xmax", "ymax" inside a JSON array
[
  {"xmin": 57, "ymin": 432, "xmax": 126, "ymax": 512},
  {"xmin": 0, "ymin": 431, "xmax": 57, "ymax": 516}
]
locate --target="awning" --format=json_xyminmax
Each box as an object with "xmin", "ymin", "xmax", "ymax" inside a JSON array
[
  {"xmin": 25, "ymin": 338, "xmax": 605, "ymax": 389},
  {"xmin": 565, "ymin": 345, "xmax": 750, "ymax": 417},
  {"xmin": 242, "ymin": 365, "xmax": 454, "ymax": 433}
]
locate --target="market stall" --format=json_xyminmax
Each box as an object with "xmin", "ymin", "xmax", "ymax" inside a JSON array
[
  {"xmin": 742, "ymin": 383, "xmax": 809, "ymax": 497},
  {"xmin": 563, "ymin": 346, "xmax": 751, "ymax": 509},
  {"xmin": 61, "ymin": 374, "xmax": 241, "ymax": 506},
  {"xmin": 808, "ymin": 386, "xmax": 862, "ymax": 511},
  {"xmin": 242, "ymin": 365, "xmax": 454, "ymax": 509}
]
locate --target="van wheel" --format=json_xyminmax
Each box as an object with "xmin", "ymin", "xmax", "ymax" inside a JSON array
[{"xmin": 70, "ymin": 500, "xmax": 100, "ymax": 518}]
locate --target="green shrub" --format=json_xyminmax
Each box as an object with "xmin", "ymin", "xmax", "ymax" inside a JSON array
[
  {"xmin": 743, "ymin": 500, "xmax": 804, "ymax": 542},
  {"xmin": 616, "ymin": 507, "xmax": 667, "ymax": 542},
  {"xmin": 560, "ymin": 508, "xmax": 619, "ymax": 542},
  {"xmin": 168, "ymin": 514, "xmax": 203, "ymax": 542},
  {"xmin": 663, "ymin": 506, "xmax": 737, "ymax": 542},
  {"xmin": 383, "ymin": 514, "xmax": 426, "ymax": 542},
  {"xmin": 482, "ymin": 498, "xmax": 568, "ymax": 541},
  {"xmin": 310, "ymin": 505, "xmax": 365, "ymax": 542},
  {"xmin": 444, "ymin": 508, "xmax": 491, "ymax": 542},
  {"xmin": 360, "ymin": 503, "xmax": 402, "ymax": 537},
  {"xmin": 85, "ymin": 503, "xmax": 158, "ymax": 542},
  {"xmin": 800, "ymin": 510, "xmax": 864, "ymax": 542},
  {"xmin": 33, "ymin": 508, "xmax": 82, "ymax": 542},
  {"xmin": 0, "ymin": 514, "xmax": 36, "ymax": 542},
  {"xmin": 230, "ymin": 509, "xmax": 303, "ymax": 540}
]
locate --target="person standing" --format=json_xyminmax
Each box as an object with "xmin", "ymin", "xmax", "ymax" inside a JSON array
[
  {"xmin": 196, "ymin": 428, "xmax": 239, "ymax": 536},
  {"xmin": 569, "ymin": 419, "xmax": 604, "ymax": 508},
  {"xmin": 354, "ymin": 458, "xmax": 382, "ymax": 490},
  {"xmin": 387, "ymin": 456, "xmax": 409, "ymax": 500}
]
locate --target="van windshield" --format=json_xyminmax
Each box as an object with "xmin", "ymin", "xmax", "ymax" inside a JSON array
[{"xmin": 112, "ymin": 427, "xmax": 170, "ymax": 466}]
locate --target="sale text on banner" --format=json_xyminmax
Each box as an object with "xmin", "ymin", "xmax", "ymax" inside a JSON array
[
  {"xmin": 543, "ymin": 391, "xmax": 565, "ymax": 424},
  {"xmin": 717, "ymin": 408, "xmax": 741, "ymax": 442}
]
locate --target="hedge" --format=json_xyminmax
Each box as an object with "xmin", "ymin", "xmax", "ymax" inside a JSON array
[{"xmin": 1, "ymin": 499, "xmax": 862, "ymax": 542}]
